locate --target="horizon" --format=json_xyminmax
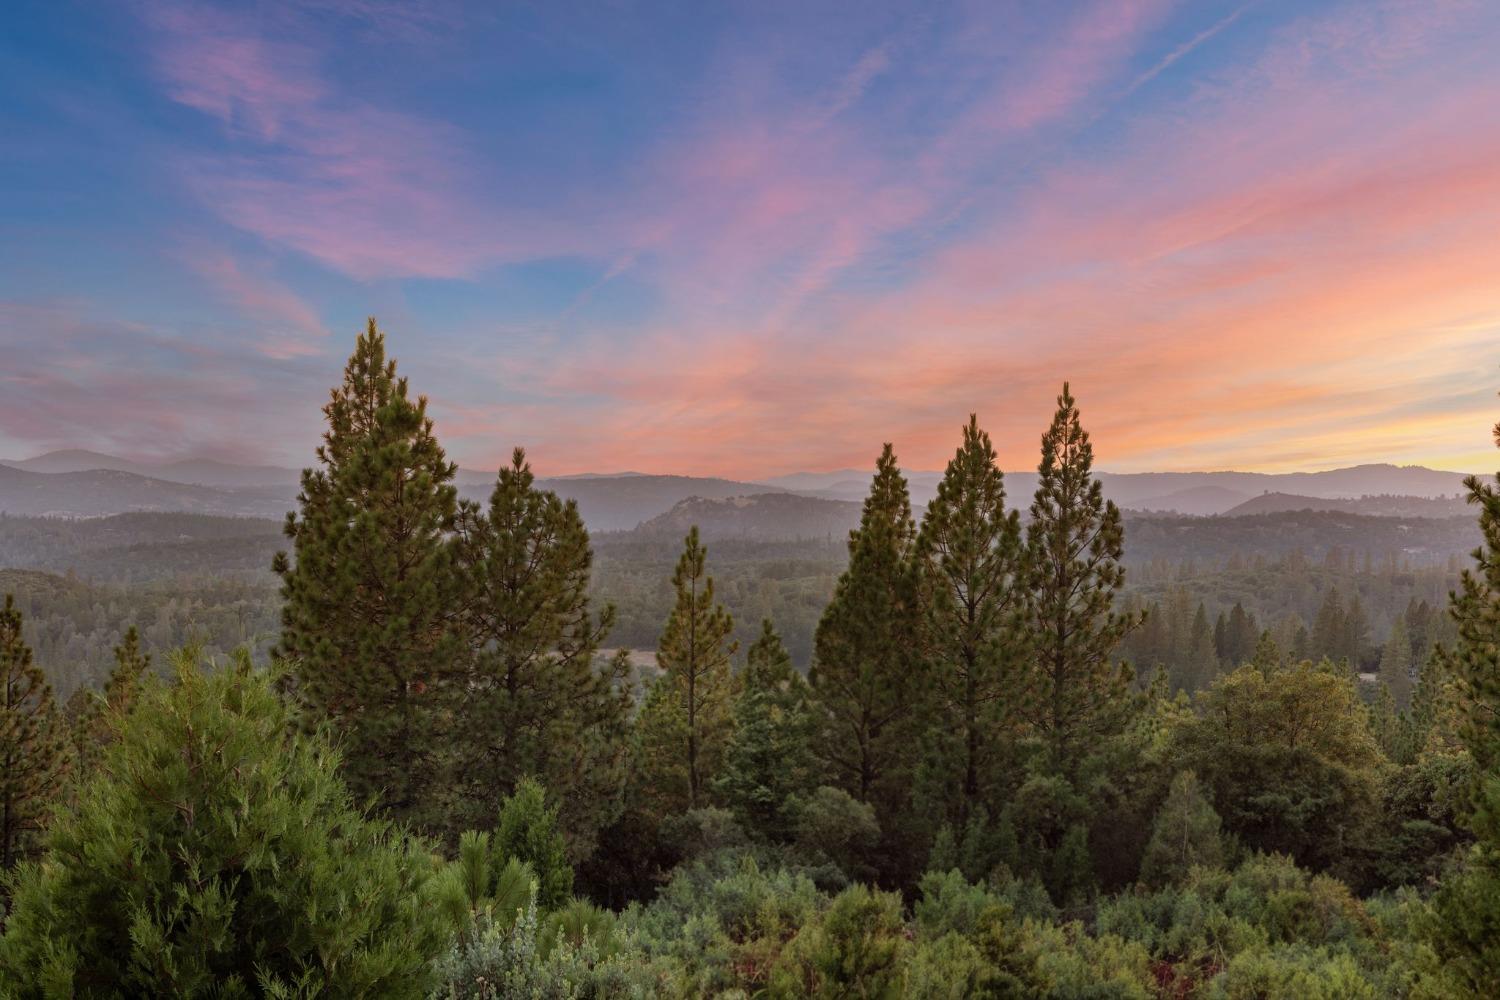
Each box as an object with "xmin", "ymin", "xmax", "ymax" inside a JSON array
[
  {"xmin": 4, "ymin": 1, "xmax": 1500, "ymax": 478},
  {"xmin": 0, "ymin": 443, "xmax": 1482, "ymax": 485}
]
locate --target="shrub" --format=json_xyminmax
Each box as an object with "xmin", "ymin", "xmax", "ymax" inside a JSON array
[
  {"xmin": 0, "ymin": 650, "xmax": 451, "ymax": 997},
  {"xmin": 767, "ymin": 883, "xmax": 908, "ymax": 999}
]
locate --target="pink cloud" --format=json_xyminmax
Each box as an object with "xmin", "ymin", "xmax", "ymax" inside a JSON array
[{"xmin": 185, "ymin": 249, "xmax": 328, "ymax": 358}]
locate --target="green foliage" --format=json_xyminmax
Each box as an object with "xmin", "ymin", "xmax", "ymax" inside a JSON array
[
  {"xmin": 917, "ymin": 415, "xmax": 1029, "ymax": 833},
  {"xmin": 451, "ymin": 449, "xmax": 631, "ymax": 850},
  {"xmin": 1171, "ymin": 658, "xmax": 1385, "ymax": 875},
  {"xmin": 1421, "ymin": 428, "xmax": 1500, "ymax": 998},
  {"xmin": 714, "ymin": 620, "xmax": 818, "ymax": 842},
  {"xmin": 791, "ymin": 785, "xmax": 881, "ymax": 882},
  {"xmin": 767, "ymin": 883, "xmax": 909, "ymax": 999},
  {"xmin": 0, "ymin": 593, "xmax": 68, "ymax": 874},
  {"xmin": 0, "ymin": 649, "xmax": 450, "ymax": 996},
  {"xmin": 1019, "ymin": 384, "xmax": 1142, "ymax": 900},
  {"xmin": 274, "ymin": 320, "xmax": 465, "ymax": 828},
  {"xmin": 430, "ymin": 893, "xmax": 669, "ymax": 1000},
  {"xmin": 810, "ymin": 444, "xmax": 924, "ymax": 807},
  {"xmin": 647, "ymin": 527, "xmax": 737, "ymax": 812},
  {"xmin": 1140, "ymin": 770, "xmax": 1226, "ymax": 888},
  {"xmin": 68, "ymin": 624, "xmax": 150, "ymax": 775},
  {"xmin": 496, "ymin": 778, "xmax": 576, "ymax": 912}
]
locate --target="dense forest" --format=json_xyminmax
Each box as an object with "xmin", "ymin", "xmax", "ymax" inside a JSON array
[{"xmin": 2, "ymin": 322, "xmax": 1499, "ymax": 997}]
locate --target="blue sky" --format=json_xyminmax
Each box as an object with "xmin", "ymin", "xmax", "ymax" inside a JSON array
[{"xmin": 3, "ymin": 0, "xmax": 1499, "ymax": 477}]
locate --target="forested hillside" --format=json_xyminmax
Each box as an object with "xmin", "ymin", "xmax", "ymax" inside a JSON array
[{"xmin": 3, "ymin": 326, "xmax": 1499, "ymax": 997}]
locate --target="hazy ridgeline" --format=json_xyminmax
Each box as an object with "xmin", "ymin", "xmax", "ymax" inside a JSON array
[{"xmin": 2, "ymin": 323, "xmax": 1499, "ymax": 998}]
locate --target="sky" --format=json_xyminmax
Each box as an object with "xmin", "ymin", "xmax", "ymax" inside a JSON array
[{"xmin": 2, "ymin": 0, "xmax": 1499, "ymax": 479}]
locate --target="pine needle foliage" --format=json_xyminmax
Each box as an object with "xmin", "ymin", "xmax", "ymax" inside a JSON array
[
  {"xmin": 273, "ymin": 319, "xmax": 465, "ymax": 828},
  {"xmin": 0, "ymin": 649, "xmax": 450, "ymax": 996},
  {"xmin": 0, "ymin": 594, "xmax": 69, "ymax": 875}
]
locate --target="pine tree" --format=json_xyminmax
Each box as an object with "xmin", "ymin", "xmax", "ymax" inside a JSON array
[
  {"xmin": 1379, "ymin": 613, "xmax": 1416, "ymax": 709},
  {"xmin": 494, "ymin": 778, "xmax": 574, "ymax": 911},
  {"xmin": 810, "ymin": 444, "xmax": 925, "ymax": 806},
  {"xmin": 1139, "ymin": 770, "xmax": 1225, "ymax": 888},
  {"xmin": 715, "ymin": 620, "xmax": 818, "ymax": 841},
  {"xmin": 650, "ymin": 526, "xmax": 737, "ymax": 810},
  {"xmin": 0, "ymin": 594, "xmax": 68, "ymax": 875},
  {"xmin": 1022, "ymin": 384, "xmax": 1141, "ymax": 780},
  {"xmin": 71, "ymin": 625, "xmax": 150, "ymax": 774},
  {"xmin": 1422, "ymin": 411, "xmax": 1500, "ymax": 997},
  {"xmin": 1345, "ymin": 595, "xmax": 1371, "ymax": 669},
  {"xmin": 451, "ymin": 448, "xmax": 631, "ymax": 850},
  {"xmin": 272, "ymin": 319, "xmax": 465, "ymax": 828},
  {"xmin": 1181, "ymin": 603, "xmax": 1218, "ymax": 693},
  {"xmin": 1313, "ymin": 587, "xmax": 1347, "ymax": 663},
  {"xmin": 916, "ymin": 415, "xmax": 1028, "ymax": 830}
]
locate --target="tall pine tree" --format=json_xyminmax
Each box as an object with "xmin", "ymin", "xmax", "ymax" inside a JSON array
[
  {"xmin": 1023, "ymin": 383, "xmax": 1140, "ymax": 779},
  {"xmin": 810, "ymin": 444, "xmax": 925, "ymax": 807},
  {"xmin": 1017, "ymin": 384, "xmax": 1140, "ymax": 900},
  {"xmin": 273, "ymin": 319, "xmax": 465, "ymax": 828},
  {"xmin": 916, "ymin": 415, "xmax": 1028, "ymax": 831},
  {"xmin": 0, "ymin": 594, "xmax": 69, "ymax": 874},
  {"xmin": 451, "ymin": 448, "xmax": 632, "ymax": 851},
  {"xmin": 638, "ymin": 527, "xmax": 737, "ymax": 811}
]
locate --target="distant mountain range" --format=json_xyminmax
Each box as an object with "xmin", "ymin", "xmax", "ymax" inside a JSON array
[
  {"xmin": 0, "ymin": 449, "xmax": 1477, "ymax": 527},
  {"xmin": 770, "ymin": 464, "xmax": 1473, "ymax": 511}
]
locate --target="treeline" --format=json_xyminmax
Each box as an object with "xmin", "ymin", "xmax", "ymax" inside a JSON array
[{"xmin": 2, "ymin": 321, "xmax": 1499, "ymax": 997}]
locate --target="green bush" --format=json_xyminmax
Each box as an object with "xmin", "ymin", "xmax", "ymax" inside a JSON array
[
  {"xmin": 767, "ymin": 883, "xmax": 909, "ymax": 999},
  {"xmin": 0, "ymin": 650, "xmax": 451, "ymax": 997}
]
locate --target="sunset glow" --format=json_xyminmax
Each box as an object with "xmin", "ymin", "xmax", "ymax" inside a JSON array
[{"xmin": 3, "ymin": 0, "xmax": 1498, "ymax": 477}]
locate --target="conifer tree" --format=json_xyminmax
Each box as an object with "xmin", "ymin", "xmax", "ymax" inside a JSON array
[
  {"xmin": 273, "ymin": 319, "xmax": 465, "ymax": 828},
  {"xmin": 1015, "ymin": 384, "xmax": 1140, "ymax": 900},
  {"xmin": 916, "ymin": 415, "xmax": 1028, "ymax": 830},
  {"xmin": 494, "ymin": 778, "xmax": 574, "ymax": 911},
  {"xmin": 1422, "ymin": 412, "xmax": 1500, "ymax": 997},
  {"xmin": 451, "ymin": 448, "xmax": 631, "ymax": 848},
  {"xmin": 810, "ymin": 444, "xmax": 925, "ymax": 806},
  {"xmin": 1139, "ymin": 770, "xmax": 1224, "ymax": 888},
  {"xmin": 649, "ymin": 527, "xmax": 737, "ymax": 810},
  {"xmin": 1313, "ymin": 587, "xmax": 1347, "ymax": 663},
  {"xmin": 71, "ymin": 625, "xmax": 150, "ymax": 774},
  {"xmin": 1379, "ymin": 614, "xmax": 1415, "ymax": 709},
  {"xmin": 1182, "ymin": 603, "xmax": 1217, "ymax": 692},
  {"xmin": 1022, "ymin": 384, "xmax": 1140, "ymax": 780},
  {"xmin": 0, "ymin": 594, "xmax": 68, "ymax": 875},
  {"xmin": 715, "ymin": 620, "xmax": 818, "ymax": 841}
]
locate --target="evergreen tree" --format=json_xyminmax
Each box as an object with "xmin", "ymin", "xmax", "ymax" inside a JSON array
[
  {"xmin": 1181, "ymin": 603, "xmax": 1217, "ymax": 693},
  {"xmin": 1422, "ymin": 414, "xmax": 1500, "ymax": 997},
  {"xmin": 647, "ymin": 527, "xmax": 737, "ymax": 810},
  {"xmin": 0, "ymin": 651, "xmax": 450, "ymax": 994},
  {"xmin": 494, "ymin": 778, "xmax": 574, "ymax": 912},
  {"xmin": 70, "ymin": 625, "xmax": 150, "ymax": 774},
  {"xmin": 0, "ymin": 595, "xmax": 69, "ymax": 875},
  {"xmin": 1312, "ymin": 587, "xmax": 1347, "ymax": 663},
  {"xmin": 916, "ymin": 415, "xmax": 1029, "ymax": 831},
  {"xmin": 1224, "ymin": 603, "xmax": 1258, "ymax": 666},
  {"xmin": 1379, "ymin": 613, "xmax": 1415, "ymax": 709},
  {"xmin": 452, "ymin": 448, "xmax": 631, "ymax": 849},
  {"xmin": 810, "ymin": 444, "xmax": 925, "ymax": 807},
  {"xmin": 273, "ymin": 319, "xmax": 465, "ymax": 828},
  {"xmin": 715, "ymin": 620, "xmax": 818, "ymax": 841},
  {"xmin": 1139, "ymin": 770, "xmax": 1225, "ymax": 888},
  {"xmin": 1021, "ymin": 384, "xmax": 1140, "ymax": 780},
  {"xmin": 1016, "ymin": 384, "xmax": 1141, "ymax": 900},
  {"xmin": 1345, "ymin": 595, "xmax": 1371, "ymax": 668}
]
